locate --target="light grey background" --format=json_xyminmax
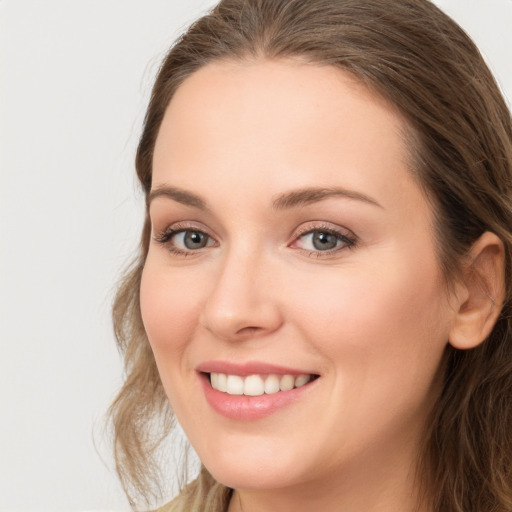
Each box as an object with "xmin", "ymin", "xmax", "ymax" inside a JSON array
[{"xmin": 1, "ymin": 1, "xmax": 511, "ymax": 511}]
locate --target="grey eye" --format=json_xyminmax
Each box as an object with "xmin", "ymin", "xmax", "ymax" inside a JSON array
[
  {"xmin": 312, "ymin": 231, "xmax": 339, "ymax": 250},
  {"xmin": 292, "ymin": 228, "xmax": 354, "ymax": 254},
  {"xmin": 182, "ymin": 231, "xmax": 209, "ymax": 249}
]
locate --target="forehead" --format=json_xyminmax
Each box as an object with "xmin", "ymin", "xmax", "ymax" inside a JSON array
[{"xmin": 152, "ymin": 59, "xmax": 419, "ymax": 212}]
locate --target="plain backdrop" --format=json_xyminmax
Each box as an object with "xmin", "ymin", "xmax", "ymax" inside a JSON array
[{"xmin": 1, "ymin": 1, "xmax": 511, "ymax": 511}]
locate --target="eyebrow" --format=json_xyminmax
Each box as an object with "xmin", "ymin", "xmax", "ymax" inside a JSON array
[
  {"xmin": 148, "ymin": 185, "xmax": 208, "ymax": 210},
  {"xmin": 148, "ymin": 185, "xmax": 383, "ymax": 211},
  {"xmin": 272, "ymin": 187, "xmax": 383, "ymax": 210}
]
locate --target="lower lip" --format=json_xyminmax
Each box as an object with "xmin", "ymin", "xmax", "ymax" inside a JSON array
[{"xmin": 200, "ymin": 373, "xmax": 317, "ymax": 421}]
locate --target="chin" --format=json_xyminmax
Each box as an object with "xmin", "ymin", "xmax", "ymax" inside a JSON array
[
  {"xmin": 199, "ymin": 444, "xmax": 312, "ymax": 491},
  {"xmin": 207, "ymin": 465, "xmax": 296, "ymax": 491}
]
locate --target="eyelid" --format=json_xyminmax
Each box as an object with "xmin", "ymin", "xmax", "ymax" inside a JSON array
[
  {"xmin": 153, "ymin": 221, "xmax": 218, "ymax": 251},
  {"xmin": 153, "ymin": 219, "xmax": 213, "ymax": 236},
  {"xmin": 289, "ymin": 221, "xmax": 357, "ymax": 256}
]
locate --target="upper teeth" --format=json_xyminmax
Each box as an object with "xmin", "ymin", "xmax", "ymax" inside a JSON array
[{"xmin": 210, "ymin": 373, "xmax": 312, "ymax": 396}]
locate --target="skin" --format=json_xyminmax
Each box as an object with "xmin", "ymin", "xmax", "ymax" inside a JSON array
[{"xmin": 140, "ymin": 59, "xmax": 471, "ymax": 512}]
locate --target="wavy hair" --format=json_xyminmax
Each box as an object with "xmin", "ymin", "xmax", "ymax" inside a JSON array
[{"xmin": 108, "ymin": 1, "xmax": 512, "ymax": 510}]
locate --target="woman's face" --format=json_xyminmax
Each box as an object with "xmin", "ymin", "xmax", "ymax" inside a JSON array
[{"xmin": 141, "ymin": 60, "xmax": 456, "ymax": 496}]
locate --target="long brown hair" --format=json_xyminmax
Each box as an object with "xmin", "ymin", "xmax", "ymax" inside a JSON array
[{"xmin": 109, "ymin": 1, "xmax": 512, "ymax": 510}]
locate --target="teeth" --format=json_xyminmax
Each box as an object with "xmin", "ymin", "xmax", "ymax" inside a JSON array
[
  {"xmin": 264, "ymin": 374, "xmax": 280, "ymax": 394},
  {"xmin": 226, "ymin": 375, "xmax": 244, "ymax": 395},
  {"xmin": 279, "ymin": 374, "xmax": 295, "ymax": 391},
  {"xmin": 210, "ymin": 373, "xmax": 313, "ymax": 396},
  {"xmin": 244, "ymin": 375, "xmax": 265, "ymax": 396},
  {"xmin": 217, "ymin": 373, "xmax": 227, "ymax": 392},
  {"xmin": 295, "ymin": 374, "xmax": 310, "ymax": 387}
]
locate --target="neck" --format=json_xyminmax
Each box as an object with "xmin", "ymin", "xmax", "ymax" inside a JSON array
[{"xmin": 227, "ymin": 435, "xmax": 432, "ymax": 512}]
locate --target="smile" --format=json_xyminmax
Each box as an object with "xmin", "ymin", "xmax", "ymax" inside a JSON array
[
  {"xmin": 196, "ymin": 361, "xmax": 320, "ymax": 420},
  {"xmin": 209, "ymin": 372, "xmax": 314, "ymax": 396}
]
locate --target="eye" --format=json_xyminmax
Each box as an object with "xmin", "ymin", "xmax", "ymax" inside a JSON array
[
  {"xmin": 291, "ymin": 225, "xmax": 356, "ymax": 255},
  {"xmin": 302, "ymin": 231, "xmax": 340, "ymax": 251},
  {"xmin": 153, "ymin": 225, "xmax": 217, "ymax": 255},
  {"xmin": 174, "ymin": 230, "xmax": 211, "ymax": 250}
]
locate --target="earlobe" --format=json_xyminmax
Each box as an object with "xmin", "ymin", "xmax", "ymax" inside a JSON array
[{"xmin": 449, "ymin": 232, "xmax": 505, "ymax": 350}]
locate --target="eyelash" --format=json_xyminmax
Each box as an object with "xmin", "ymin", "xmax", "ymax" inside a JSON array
[
  {"xmin": 153, "ymin": 222, "xmax": 357, "ymax": 258},
  {"xmin": 153, "ymin": 222, "xmax": 215, "ymax": 257},
  {"xmin": 292, "ymin": 224, "xmax": 357, "ymax": 257}
]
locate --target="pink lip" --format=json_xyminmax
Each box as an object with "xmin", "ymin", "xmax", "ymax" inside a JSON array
[
  {"xmin": 196, "ymin": 362, "xmax": 319, "ymax": 421},
  {"xmin": 196, "ymin": 360, "xmax": 316, "ymax": 377}
]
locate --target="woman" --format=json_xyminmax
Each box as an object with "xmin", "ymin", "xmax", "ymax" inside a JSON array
[{"xmin": 109, "ymin": 0, "xmax": 512, "ymax": 511}]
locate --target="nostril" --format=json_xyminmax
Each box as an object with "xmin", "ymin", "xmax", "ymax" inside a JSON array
[{"xmin": 236, "ymin": 326, "xmax": 261, "ymax": 335}]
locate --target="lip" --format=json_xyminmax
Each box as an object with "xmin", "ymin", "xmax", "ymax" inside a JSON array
[
  {"xmin": 196, "ymin": 361, "xmax": 319, "ymax": 421},
  {"xmin": 196, "ymin": 360, "xmax": 316, "ymax": 377}
]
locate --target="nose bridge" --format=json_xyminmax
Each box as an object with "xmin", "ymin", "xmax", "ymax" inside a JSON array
[{"xmin": 200, "ymin": 237, "xmax": 282, "ymax": 340}]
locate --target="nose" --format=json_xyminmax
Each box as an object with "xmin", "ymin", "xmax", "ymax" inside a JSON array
[{"xmin": 199, "ymin": 247, "xmax": 283, "ymax": 341}]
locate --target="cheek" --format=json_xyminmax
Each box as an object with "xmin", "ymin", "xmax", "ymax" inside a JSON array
[
  {"xmin": 140, "ymin": 262, "xmax": 204, "ymax": 363},
  {"xmin": 294, "ymin": 263, "xmax": 448, "ymax": 346},
  {"xmin": 289, "ymin": 252, "xmax": 451, "ymax": 402}
]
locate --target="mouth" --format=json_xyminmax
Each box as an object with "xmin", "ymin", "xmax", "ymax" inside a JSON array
[
  {"xmin": 206, "ymin": 372, "xmax": 318, "ymax": 396},
  {"xmin": 196, "ymin": 361, "xmax": 320, "ymax": 420}
]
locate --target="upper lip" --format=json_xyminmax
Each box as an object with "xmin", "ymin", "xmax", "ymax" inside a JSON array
[{"xmin": 196, "ymin": 360, "xmax": 318, "ymax": 377}]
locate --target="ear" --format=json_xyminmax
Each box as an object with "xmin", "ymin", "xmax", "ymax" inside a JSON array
[{"xmin": 449, "ymin": 231, "xmax": 505, "ymax": 350}]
